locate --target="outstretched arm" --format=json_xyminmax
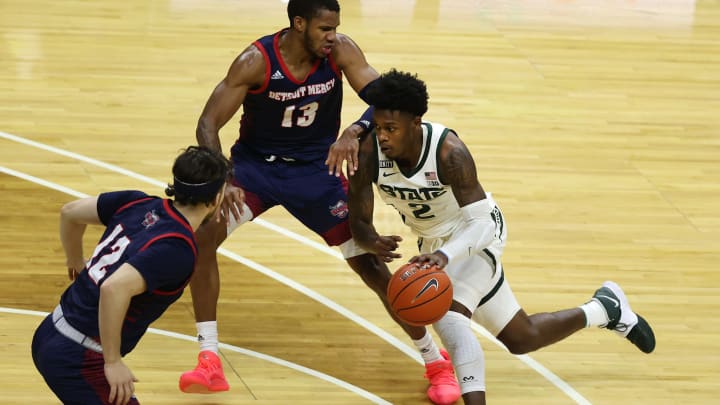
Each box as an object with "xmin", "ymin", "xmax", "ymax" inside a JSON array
[
  {"xmin": 410, "ymin": 132, "xmax": 496, "ymax": 268},
  {"xmin": 348, "ymin": 135, "xmax": 403, "ymax": 262},
  {"xmin": 326, "ymin": 34, "xmax": 380, "ymax": 177}
]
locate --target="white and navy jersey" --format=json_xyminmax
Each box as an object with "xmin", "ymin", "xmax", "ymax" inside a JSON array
[
  {"xmin": 232, "ymin": 29, "xmax": 343, "ymax": 162},
  {"xmin": 59, "ymin": 191, "xmax": 197, "ymax": 355},
  {"xmin": 374, "ymin": 122, "xmax": 464, "ymax": 239}
]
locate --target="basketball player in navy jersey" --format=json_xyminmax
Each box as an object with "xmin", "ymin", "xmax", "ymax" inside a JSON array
[
  {"xmin": 178, "ymin": 0, "xmax": 461, "ymax": 403},
  {"xmin": 347, "ymin": 70, "xmax": 656, "ymax": 404},
  {"xmin": 31, "ymin": 146, "xmax": 229, "ymax": 405}
]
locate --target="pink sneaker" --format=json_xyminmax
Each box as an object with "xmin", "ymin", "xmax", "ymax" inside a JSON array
[
  {"xmin": 179, "ymin": 351, "xmax": 230, "ymax": 394},
  {"xmin": 424, "ymin": 349, "xmax": 461, "ymax": 405}
]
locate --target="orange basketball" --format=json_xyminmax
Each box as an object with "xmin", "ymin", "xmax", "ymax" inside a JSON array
[{"xmin": 387, "ymin": 262, "xmax": 453, "ymax": 326}]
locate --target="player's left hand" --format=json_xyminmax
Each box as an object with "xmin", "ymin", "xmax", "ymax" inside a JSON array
[
  {"xmin": 217, "ymin": 182, "xmax": 245, "ymax": 223},
  {"xmin": 326, "ymin": 124, "xmax": 362, "ymax": 177},
  {"xmin": 409, "ymin": 251, "xmax": 449, "ymax": 269},
  {"xmin": 373, "ymin": 235, "xmax": 403, "ymax": 263}
]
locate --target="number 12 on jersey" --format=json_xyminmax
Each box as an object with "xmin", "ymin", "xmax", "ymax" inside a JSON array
[{"xmin": 87, "ymin": 224, "xmax": 131, "ymax": 284}]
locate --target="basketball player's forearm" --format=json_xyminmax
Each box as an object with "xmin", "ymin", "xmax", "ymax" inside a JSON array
[
  {"xmin": 59, "ymin": 218, "xmax": 86, "ymax": 266},
  {"xmin": 339, "ymin": 123, "xmax": 366, "ymax": 141},
  {"xmin": 348, "ymin": 106, "xmax": 374, "ymax": 137},
  {"xmin": 98, "ymin": 285, "xmax": 132, "ymax": 363},
  {"xmin": 59, "ymin": 198, "xmax": 99, "ymax": 265},
  {"xmin": 196, "ymin": 119, "xmax": 223, "ymax": 153},
  {"xmin": 349, "ymin": 221, "xmax": 380, "ymax": 253},
  {"xmin": 437, "ymin": 199, "xmax": 496, "ymax": 264}
]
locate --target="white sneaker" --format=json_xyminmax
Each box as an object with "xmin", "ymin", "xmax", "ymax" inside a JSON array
[{"xmin": 595, "ymin": 281, "xmax": 656, "ymax": 354}]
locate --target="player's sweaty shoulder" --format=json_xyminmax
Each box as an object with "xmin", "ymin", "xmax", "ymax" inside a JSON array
[{"xmin": 226, "ymin": 44, "xmax": 267, "ymax": 88}]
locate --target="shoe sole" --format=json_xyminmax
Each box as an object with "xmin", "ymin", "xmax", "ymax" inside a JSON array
[
  {"xmin": 180, "ymin": 383, "xmax": 229, "ymax": 394},
  {"xmin": 179, "ymin": 376, "xmax": 229, "ymax": 394},
  {"xmin": 626, "ymin": 314, "xmax": 656, "ymax": 354}
]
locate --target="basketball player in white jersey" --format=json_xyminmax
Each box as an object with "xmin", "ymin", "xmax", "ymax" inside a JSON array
[{"xmin": 347, "ymin": 69, "xmax": 656, "ymax": 405}]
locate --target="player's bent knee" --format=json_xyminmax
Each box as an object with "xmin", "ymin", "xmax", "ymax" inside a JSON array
[
  {"xmin": 498, "ymin": 328, "xmax": 541, "ymax": 355},
  {"xmin": 434, "ymin": 310, "xmax": 472, "ymax": 352},
  {"xmin": 504, "ymin": 341, "xmax": 533, "ymax": 355}
]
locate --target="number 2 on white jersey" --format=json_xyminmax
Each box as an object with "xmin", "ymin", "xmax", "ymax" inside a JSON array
[
  {"xmin": 281, "ymin": 102, "xmax": 319, "ymax": 128},
  {"xmin": 87, "ymin": 224, "xmax": 131, "ymax": 284}
]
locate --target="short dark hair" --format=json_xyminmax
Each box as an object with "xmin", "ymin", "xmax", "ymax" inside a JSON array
[
  {"xmin": 287, "ymin": 0, "xmax": 340, "ymax": 26},
  {"xmin": 165, "ymin": 146, "xmax": 230, "ymax": 206},
  {"xmin": 365, "ymin": 69, "xmax": 429, "ymax": 117}
]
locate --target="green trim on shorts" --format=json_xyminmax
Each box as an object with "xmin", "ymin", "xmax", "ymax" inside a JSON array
[{"xmin": 478, "ymin": 269, "xmax": 504, "ymax": 307}]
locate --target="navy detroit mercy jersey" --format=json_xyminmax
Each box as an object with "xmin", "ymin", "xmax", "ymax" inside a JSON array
[
  {"xmin": 59, "ymin": 191, "xmax": 198, "ymax": 355},
  {"xmin": 232, "ymin": 29, "xmax": 343, "ymax": 162}
]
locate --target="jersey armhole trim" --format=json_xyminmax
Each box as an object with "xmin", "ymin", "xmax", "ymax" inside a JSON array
[
  {"xmin": 435, "ymin": 127, "xmax": 451, "ymax": 184},
  {"xmin": 114, "ymin": 197, "xmax": 154, "ymax": 216},
  {"xmin": 328, "ymin": 53, "xmax": 342, "ymax": 80},
  {"xmin": 372, "ymin": 131, "xmax": 379, "ymax": 184},
  {"xmin": 248, "ymin": 41, "xmax": 271, "ymax": 95}
]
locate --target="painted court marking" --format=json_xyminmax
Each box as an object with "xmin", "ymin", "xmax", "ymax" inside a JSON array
[
  {"xmin": 0, "ymin": 130, "xmax": 591, "ymax": 405},
  {"xmin": 0, "ymin": 307, "xmax": 389, "ymax": 404}
]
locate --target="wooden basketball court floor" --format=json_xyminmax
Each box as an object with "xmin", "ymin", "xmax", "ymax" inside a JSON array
[{"xmin": 1, "ymin": 0, "xmax": 719, "ymax": 403}]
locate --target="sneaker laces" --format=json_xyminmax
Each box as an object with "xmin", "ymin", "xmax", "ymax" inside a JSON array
[
  {"xmin": 614, "ymin": 322, "xmax": 629, "ymax": 333},
  {"xmin": 196, "ymin": 355, "xmax": 221, "ymax": 375},
  {"xmin": 424, "ymin": 360, "xmax": 456, "ymax": 385}
]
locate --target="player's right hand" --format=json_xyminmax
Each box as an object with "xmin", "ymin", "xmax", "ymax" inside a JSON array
[
  {"xmin": 104, "ymin": 360, "xmax": 138, "ymax": 405},
  {"xmin": 373, "ymin": 235, "xmax": 403, "ymax": 262},
  {"xmin": 410, "ymin": 250, "xmax": 449, "ymax": 269},
  {"xmin": 66, "ymin": 257, "xmax": 86, "ymax": 281},
  {"xmin": 326, "ymin": 124, "xmax": 363, "ymax": 177},
  {"xmin": 218, "ymin": 182, "xmax": 245, "ymax": 223}
]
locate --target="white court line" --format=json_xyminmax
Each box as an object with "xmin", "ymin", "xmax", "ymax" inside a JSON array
[
  {"xmin": 1, "ymin": 130, "xmax": 591, "ymax": 404},
  {"xmin": 1, "ymin": 307, "xmax": 390, "ymax": 404},
  {"xmin": 0, "ymin": 131, "xmax": 420, "ymax": 363}
]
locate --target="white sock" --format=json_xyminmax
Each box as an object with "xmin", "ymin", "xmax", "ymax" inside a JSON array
[
  {"xmin": 412, "ymin": 332, "xmax": 444, "ymax": 364},
  {"xmin": 579, "ymin": 300, "xmax": 609, "ymax": 328},
  {"xmin": 196, "ymin": 321, "xmax": 219, "ymax": 353}
]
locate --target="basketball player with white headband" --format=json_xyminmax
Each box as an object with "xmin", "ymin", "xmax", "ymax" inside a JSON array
[{"xmin": 32, "ymin": 146, "xmax": 229, "ymax": 405}]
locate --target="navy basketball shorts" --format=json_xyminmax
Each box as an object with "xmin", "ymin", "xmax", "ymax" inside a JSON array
[
  {"xmin": 231, "ymin": 149, "xmax": 352, "ymax": 246},
  {"xmin": 32, "ymin": 315, "xmax": 140, "ymax": 405}
]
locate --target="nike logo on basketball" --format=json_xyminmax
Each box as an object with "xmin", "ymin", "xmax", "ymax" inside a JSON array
[
  {"xmin": 412, "ymin": 278, "xmax": 439, "ymax": 303},
  {"xmin": 597, "ymin": 294, "xmax": 620, "ymax": 308},
  {"xmin": 382, "ymin": 172, "xmax": 397, "ymax": 177}
]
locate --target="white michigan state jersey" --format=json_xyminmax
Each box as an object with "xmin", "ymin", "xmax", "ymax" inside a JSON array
[{"xmin": 374, "ymin": 121, "xmax": 464, "ymax": 239}]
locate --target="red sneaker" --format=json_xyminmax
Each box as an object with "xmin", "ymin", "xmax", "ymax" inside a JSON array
[
  {"xmin": 178, "ymin": 351, "xmax": 230, "ymax": 394},
  {"xmin": 424, "ymin": 349, "xmax": 461, "ymax": 405}
]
